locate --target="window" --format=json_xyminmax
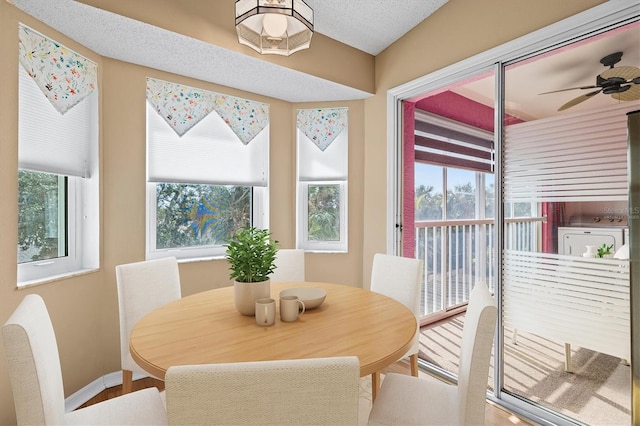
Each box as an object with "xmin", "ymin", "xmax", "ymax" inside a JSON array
[
  {"xmin": 18, "ymin": 171, "xmax": 68, "ymax": 264},
  {"xmin": 305, "ymin": 183, "xmax": 346, "ymax": 242},
  {"xmin": 415, "ymin": 164, "xmax": 493, "ymax": 222},
  {"xmin": 415, "ymin": 163, "xmax": 443, "ymax": 221},
  {"xmin": 17, "ymin": 25, "xmax": 99, "ymax": 285},
  {"xmin": 446, "ymin": 168, "xmax": 477, "ymax": 220},
  {"xmin": 146, "ymin": 82, "xmax": 269, "ymax": 260},
  {"xmin": 153, "ymin": 183, "xmax": 252, "ymax": 250},
  {"xmin": 296, "ymin": 108, "xmax": 348, "ymax": 252}
]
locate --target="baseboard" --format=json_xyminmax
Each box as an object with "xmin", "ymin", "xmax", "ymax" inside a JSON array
[{"xmin": 64, "ymin": 371, "xmax": 148, "ymax": 412}]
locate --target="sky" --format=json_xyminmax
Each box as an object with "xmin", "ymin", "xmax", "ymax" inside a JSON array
[{"xmin": 414, "ymin": 163, "xmax": 476, "ymax": 191}]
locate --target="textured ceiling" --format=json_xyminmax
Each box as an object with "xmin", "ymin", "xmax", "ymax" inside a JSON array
[
  {"xmin": 306, "ymin": 0, "xmax": 449, "ymax": 56},
  {"xmin": 10, "ymin": 0, "xmax": 449, "ymax": 102}
]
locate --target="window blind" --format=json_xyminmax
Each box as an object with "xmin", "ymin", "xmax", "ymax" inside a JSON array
[
  {"xmin": 414, "ymin": 110, "xmax": 494, "ymax": 173},
  {"xmin": 147, "ymin": 101, "xmax": 269, "ymax": 186},
  {"xmin": 503, "ymin": 249, "xmax": 630, "ymax": 361},
  {"xmin": 503, "ymin": 102, "xmax": 638, "ymax": 203},
  {"xmin": 297, "ymin": 128, "xmax": 348, "ymax": 181},
  {"xmin": 18, "ymin": 67, "xmax": 97, "ymax": 177}
]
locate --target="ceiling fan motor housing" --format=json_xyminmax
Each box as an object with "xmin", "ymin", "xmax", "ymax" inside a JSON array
[
  {"xmin": 603, "ymin": 83, "xmax": 631, "ymax": 95},
  {"xmin": 601, "ymin": 76, "xmax": 631, "ymax": 94}
]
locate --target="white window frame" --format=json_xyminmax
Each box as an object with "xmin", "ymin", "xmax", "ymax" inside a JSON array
[
  {"xmin": 17, "ymin": 66, "xmax": 99, "ymax": 287},
  {"xmin": 296, "ymin": 108, "xmax": 349, "ymax": 252},
  {"xmin": 18, "ymin": 175, "xmax": 79, "ymax": 283},
  {"xmin": 297, "ymin": 180, "xmax": 348, "ymax": 252},
  {"xmin": 145, "ymin": 96, "xmax": 270, "ymax": 261}
]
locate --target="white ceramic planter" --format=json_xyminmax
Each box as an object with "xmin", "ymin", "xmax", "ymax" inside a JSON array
[
  {"xmin": 582, "ymin": 245, "xmax": 597, "ymax": 258},
  {"xmin": 234, "ymin": 279, "xmax": 271, "ymax": 315}
]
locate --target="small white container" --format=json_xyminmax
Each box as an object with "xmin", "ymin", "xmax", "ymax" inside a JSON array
[{"xmin": 582, "ymin": 245, "xmax": 597, "ymax": 258}]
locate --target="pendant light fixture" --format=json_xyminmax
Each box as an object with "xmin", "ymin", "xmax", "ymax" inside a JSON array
[{"xmin": 235, "ymin": 0, "xmax": 314, "ymax": 56}]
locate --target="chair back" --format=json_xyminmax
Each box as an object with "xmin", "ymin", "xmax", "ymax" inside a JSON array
[
  {"xmin": 456, "ymin": 281, "xmax": 497, "ymax": 425},
  {"xmin": 116, "ymin": 256, "xmax": 182, "ymax": 372},
  {"xmin": 270, "ymin": 249, "xmax": 305, "ymax": 282},
  {"xmin": 3, "ymin": 294, "xmax": 65, "ymax": 425},
  {"xmin": 370, "ymin": 253, "xmax": 423, "ymax": 353},
  {"xmin": 165, "ymin": 356, "xmax": 360, "ymax": 425}
]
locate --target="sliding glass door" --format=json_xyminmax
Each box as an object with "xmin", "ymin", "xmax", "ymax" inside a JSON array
[
  {"xmin": 500, "ymin": 30, "xmax": 636, "ymax": 423},
  {"xmin": 391, "ymin": 5, "xmax": 639, "ymax": 424},
  {"xmin": 404, "ymin": 76, "xmax": 496, "ymax": 322}
]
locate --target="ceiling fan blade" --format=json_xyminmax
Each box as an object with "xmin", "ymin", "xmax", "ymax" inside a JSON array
[
  {"xmin": 540, "ymin": 66, "xmax": 640, "ymax": 96},
  {"xmin": 539, "ymin": 85, "xmax": 598, "ymax": 95},
  {"xmin": 611, "ymin": 84, "xmax": 640, "ymax": 101},
  {"xmin": 600, "ymin": 66, "xmax": 640, "ymax": 81},
  {"xmin": 558, "ymin": 89, "xmax": 601, "ymax": 111}
]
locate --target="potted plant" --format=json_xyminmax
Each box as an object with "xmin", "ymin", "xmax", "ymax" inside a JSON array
[
  {"xmin": 226, "ymin": 226, "xmax": 278, "ymax": 315},
  {"xmin": 596, "ymin": 243, "xmax": 614, "ymax": 258}
]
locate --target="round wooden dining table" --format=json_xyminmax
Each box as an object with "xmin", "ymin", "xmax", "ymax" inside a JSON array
[{"xmin": 129, "ymin": 282, "xmax": 417, "ymax": 379}]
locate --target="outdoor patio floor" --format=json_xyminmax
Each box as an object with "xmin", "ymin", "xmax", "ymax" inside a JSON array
[{"xmin": 419, "ymin": 313, "xmax": 631, "ymax": 426}]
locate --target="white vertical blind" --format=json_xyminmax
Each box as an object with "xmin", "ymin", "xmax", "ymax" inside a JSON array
[
  {"xmin": 504, "ymin": 102, "xmax": 639, "ymax": 202},
  {"xmin": 147, "ymin": 101, "xmax": 269, "ymax": 186},
  {"xmin": 18, "ymin": 67, "xmax": 97, "ymax": 177}
]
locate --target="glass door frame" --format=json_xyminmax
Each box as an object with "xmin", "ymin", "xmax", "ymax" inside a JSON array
[{"xmin": 386, "ymin": 3, "xmax": 640, "ymax": 425}]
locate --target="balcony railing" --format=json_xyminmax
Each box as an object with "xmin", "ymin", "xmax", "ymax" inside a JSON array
[{"xmin": 415, "ymin": 217, "xmax": 541, "ymax": 318}]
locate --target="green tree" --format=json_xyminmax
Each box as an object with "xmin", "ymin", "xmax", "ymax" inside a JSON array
[
  {"xmin": 485, "ymin": 181, "xmax": 495, "ymax": 218},
  {"xmin": 415, "ymin": 184, "xmax": 443, "ymax": 221},
  {"xmin": 156, "ymin": 183, "xmax": 251, "ymax": 249},
  {"xmin": 308, "ymin": 184, "xmax": 340, "ymax": 241},
  {"xmin": 18, "ymin": 170, "xmax": 63, "ymax": 262},
  {"xmin": 447, "ymin": 182, "xmax": 476, "ymax": 220}
]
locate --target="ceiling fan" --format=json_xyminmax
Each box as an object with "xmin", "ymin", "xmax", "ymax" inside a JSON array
[{"xmin": 540, "ymin": 51, "xmax": 640, "ymax": 111}]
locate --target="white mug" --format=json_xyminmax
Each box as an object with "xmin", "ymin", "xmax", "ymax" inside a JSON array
[
  {"xmin": 280, "ymin": 295, "xmax": 306, "ymax": 322},
  {"xmin": 255, "ymin": 298, "xmax": 276, "ymax": 326}
]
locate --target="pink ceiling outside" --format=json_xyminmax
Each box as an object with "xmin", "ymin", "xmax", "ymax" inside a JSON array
[{"xmin": 415, "ymin": 90, "xmax": 524, "ymax": 130}]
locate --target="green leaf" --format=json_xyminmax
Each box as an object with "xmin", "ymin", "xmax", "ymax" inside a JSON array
[{"xmin": 225, "ymin": 226, "xmax": 279, "ymax": 282}]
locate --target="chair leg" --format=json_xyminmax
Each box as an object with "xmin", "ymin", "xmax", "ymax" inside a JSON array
[
  {"xmin": 371, "ymin": 371, "xmax": 381, "ymax": 401},
  {"xmin": 564, "ymin": 343, "xmax": 574, "ymax": 373},
  {"xmin": 122, "ymin": 369, "xmax": 133, "ymax": 394},
  {"xmin": 409, "ymin": 353, "xmax": 419, "ymax": 377}
]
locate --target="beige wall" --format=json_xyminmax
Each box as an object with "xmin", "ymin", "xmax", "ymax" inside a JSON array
[{"xmin": 0, "ymin": 0, "xmax": 604, "ymax": 423}]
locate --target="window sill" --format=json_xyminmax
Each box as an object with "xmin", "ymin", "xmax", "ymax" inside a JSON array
[
  {"xmin": 17, "ymin": 267, "xmax": 100, "ymax": 289},
  {"xmin": 175, "ymin": 254, "xmax": 227, "ymax": 264},
  {"xmin": 301, "ymin": 250, "xmax": 348, "ymax": 254}
]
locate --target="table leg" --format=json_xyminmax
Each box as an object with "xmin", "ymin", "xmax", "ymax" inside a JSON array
[
  {"xmin": 371, "ymin": 371, "xmax": 381, "ymax": 401},
  {"xmin": 409, "ymin": 354, "xmax": 419, "ymax": 377}
]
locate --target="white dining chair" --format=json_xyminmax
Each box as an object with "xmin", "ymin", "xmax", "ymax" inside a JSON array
[
  {"xmin": 3, "ymin": 294, "xmax": 167, "ymax": 425},
  {"xmin": 270, "ymin": 248, "xmax": 305, "ymax": 282},
  {"xmin": 369, "ymin": 253, "xmax": 423, "ymax": 399},
  {"xmin": 368, "ymin": 281, "xmax": 497, "ymax": 426},
  {"xmin": 116, "ymin": 256, "xmax": 182, "ymax": 393},
  {"xmin": 165, "ymin": 356, "xmax": 360, "ymax": 425}
]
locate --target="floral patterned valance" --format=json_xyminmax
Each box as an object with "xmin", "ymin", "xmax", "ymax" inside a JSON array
[
  {"xmin": 296, "ymin": 108, "xmax": 348, "ymax": 151},
  {"xmin": 213, "ymin": 95, "xmax": 269, "ymax": 145},
  {"xmin": 146, "ymin": 78, "xmax": 216, "ymax": 137},
  {"xmin": 146, "ymin": 77, "xmax": 269, "ymax": 143},
  {"xmin": 18, "ymin": 24, "xmax": 97, "ymax": 115}
]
